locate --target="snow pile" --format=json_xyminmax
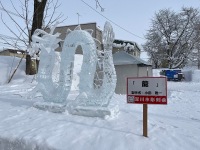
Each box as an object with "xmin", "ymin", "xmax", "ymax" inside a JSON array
[
  {"xmin": 113, "ymin": 41, "xmax": 135, "ymax": 52},
  {"xmin": 70, "ymin": 54, "xmax": 83, "ymax": 91},
  {"xmin": 0, "ymin": 54, "xmax": 83, "ymax": 87},
  {"xmin": 113, "ymin": 43, "xmax": 125, "ymax": 48},
  {"xmin": 0, "ymin": 56, "xmax": 26, "ymax": 85},
  {"xmin": 124, "ymin": 43, "xmax": 135, "ymax": 52},
  {"xmin": 192, "ymin": 70, "xmax": 200, "ymax": 82},
  {"xmin": 152, "ymin": 68, "xmax": 162, "ymax": 77}
]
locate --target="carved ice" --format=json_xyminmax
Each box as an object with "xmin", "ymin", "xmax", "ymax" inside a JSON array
[{"xmin": 31, "ymin": 22, "xmax": 118, "ymax": 117}]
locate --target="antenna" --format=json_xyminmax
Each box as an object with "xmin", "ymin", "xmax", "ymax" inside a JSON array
[{"xmin": 76, "ymin": 13, "xmax": 81, "ymax": 25}]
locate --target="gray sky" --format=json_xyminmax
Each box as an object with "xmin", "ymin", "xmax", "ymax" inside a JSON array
[{"xmin": 1, "ymin": 0, "xmax": 200, "ymax": 48}]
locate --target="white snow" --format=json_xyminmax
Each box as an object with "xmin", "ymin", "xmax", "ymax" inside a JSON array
[
  {"xmin": 192, "ymin": 70, "xmax": 200, "ymax": 82},
  {"xmin": 0, "ymin": 55, "xmax": 200, "ymax": 150},
  {"xmin": 113, "ymin": 43, "xmax": 125, "ymax": 48},
  {"xmin": 0, "ymin": 56, "xmax": 27, "ymax": 85}
]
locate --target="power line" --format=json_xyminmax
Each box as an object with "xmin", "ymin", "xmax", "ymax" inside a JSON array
[{"xmin": 81, "ymin": 0, "xmax": 145, "ymax": 40}]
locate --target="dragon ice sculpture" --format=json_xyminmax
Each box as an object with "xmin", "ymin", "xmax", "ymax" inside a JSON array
[{"xmin": 31, "ymin": 21, "xmax": 116, "ymax": 108}]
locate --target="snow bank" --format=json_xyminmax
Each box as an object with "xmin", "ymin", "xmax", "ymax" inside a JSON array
[
  {"xmin": 153, "ymin": 69, "xmax": 162, "ymax": 77},
  {"xmin": 0, "ymin": 56, "xmax": 26, "ymax": 85},
  {"xmin": 0, "ymin": 54, "xmax": 83, "ymax": 86},
  {"xmin": 0, "ymin": 137, "xmax": 54, "ymax": 150},
  {"xmin": 71, "ymin": 54, "xmax": 83, "ymax": 91},
  {"xmin": 192, "ymin": 70, "xmax": 200, "ymax": 82}
]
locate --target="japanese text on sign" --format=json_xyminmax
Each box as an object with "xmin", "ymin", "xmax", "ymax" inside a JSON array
[{"xmin": 127, "ymin": 77, "xmax": 167, "ymax": 104}]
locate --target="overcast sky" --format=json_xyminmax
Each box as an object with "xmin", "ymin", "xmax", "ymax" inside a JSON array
[
  {"xmin": 1, "ymin": 0, "xmax": 200, "ymax": 49},
  {"xmin": 58, "ymin": 0, "xmax": 200, "ymax": 45}
]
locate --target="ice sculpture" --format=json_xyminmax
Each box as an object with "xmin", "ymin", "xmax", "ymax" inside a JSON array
[
  {"xmin": 31, "ymin": 21, "xmax": 118, "ymax": 117},
  {"xmin": 67, "ymin": 22, "xmax": 117, "ymax": 117}
]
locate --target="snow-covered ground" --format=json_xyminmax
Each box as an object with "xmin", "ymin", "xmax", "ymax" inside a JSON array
[{"xmin": 0, "ymin": 55, "xmax": 200, "ymax": 150}]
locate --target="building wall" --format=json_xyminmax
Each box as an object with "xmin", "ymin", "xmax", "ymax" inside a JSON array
[
  {"xmin": 134, "ymin": 46, "xmax": 140, "ymax": 57},
  {"xmin": 46, "ymin": 23, "xmax": 141, "ymax": 58},
  {"xmin": 114, "ymin": 64, "xmax": 153, "ymax": 94},
  {"xmin": 46, "ymin": 23, "xmax": 102, "ymax": 53},
  {"xmin": 138, "ymin": 66, "xmax": 153, "ymax": 77},
  {"xmin": 0, "ymin": 50, "xmax": 10, "ymax": 56},
  {"xmin": 0, "ymin": 50, "xmax": 25, "ymax": 58},
  {"xmin": 112, "ymin": 47, "xmax": 123, "ymax": 54},
  {"xmin": 115, "ymin": 64, "xmax": 138, "ymax": 94},
  {"xmin": 135, "ymin": 48, "xmax": 140, "ymax": 57}
]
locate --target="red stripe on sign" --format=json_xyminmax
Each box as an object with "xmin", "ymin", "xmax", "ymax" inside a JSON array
[{"xmin": 127, "ymin": 96, "xmax": 167, "ymax": 105}]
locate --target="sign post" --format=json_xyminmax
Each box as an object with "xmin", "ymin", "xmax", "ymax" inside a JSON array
[
  {"xmin": 143, "ymin": 104, "xmax": 148, "ymax": 137},
  {"xmin": 127, "ymin": 77, "xmax": 167, "ymax": 137},
  {"xmin": 143, "ymin": 68, "xmax": 148, "ymax": 137}
]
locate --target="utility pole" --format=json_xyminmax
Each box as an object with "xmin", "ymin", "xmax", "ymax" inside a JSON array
[{"xmin": 77, "ymin": 13, "xmax": 81, "ymax": 25}]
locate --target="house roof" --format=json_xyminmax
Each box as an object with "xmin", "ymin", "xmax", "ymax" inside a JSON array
[
  {"xmin": 54, "ymin": 22, "xmax": 98, "ymax": 29},
  {"xmin": 113, "ymin": 51, "xmax": 151, "ymax": 66},
  {"xmin": 0, "ymin": 49, "xmax": 25, "ymax": 53},
  {"xmin": 114, "ymin": 39, "xmax": 135, "ymax": 46}
]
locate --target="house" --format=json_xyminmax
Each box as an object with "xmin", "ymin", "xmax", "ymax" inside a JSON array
[
  {"xmin": 0, "ymin": 48, "xmax": 39, "ymax": 75},
  {"xmin": 51, "ymin": 23, "xmax": 141, "ymax": 57},
  {"xmin": 113, "ymin": 51, "xmax": 152, "ymax": 94},
  {"xmin": 0, "ymin": 48, "xmax": 25, "ymax": 58},
  {"xmin": 48, "ymin": 22, "xmax": 103, "ymax": 53}
]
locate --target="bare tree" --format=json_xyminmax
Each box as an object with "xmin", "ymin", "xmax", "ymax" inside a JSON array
[
  {"xmin": 0, "ymin": 0, "xmax": 104, "ymax": 79},
  {"xmin": 143, "ymin": 7, "xmax": 200, "ymax": 69},
  {"xmin": 142, "ymin": 28, "xmax": 164, "ymax": 68},
  {"xmin": 0, "ymin": 0, "xmax": 65, "ymax": 46},
  {"xmin": 187, "ymin": 21, "xmax": 200, "ymax": 69},
  {"xmin": 0, "ymin": 0, "xmax": 65, "ymax": 77},
  {"xmin": 0, "ymin": 0, "xmax": 104, "ymax": 47}
]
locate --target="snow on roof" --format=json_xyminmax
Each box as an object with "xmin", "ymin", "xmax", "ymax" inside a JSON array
[
  {"xmin": 114, "ymin": 39, "xmax": 135, "ymax": 46},
  {"xmin": 113, "ymin": 39, "xmax": 141, "ymax": 52},
  {"xmin": 54, "ymin": 22, "xmax": 98, "ymax": 30},
  {"xmin": 113, "ymin": 51, "xmax": 151, "ymax": 66}
]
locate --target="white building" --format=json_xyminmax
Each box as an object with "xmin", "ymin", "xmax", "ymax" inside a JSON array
[{"xmin": 113, "ymin": 51, "xmax": 152, "ymax": 94}]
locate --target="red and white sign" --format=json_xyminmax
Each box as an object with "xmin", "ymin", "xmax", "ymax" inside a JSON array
[{"xmin": 127, "ymin": 77, "xmax": 167, "ymax": 104}]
